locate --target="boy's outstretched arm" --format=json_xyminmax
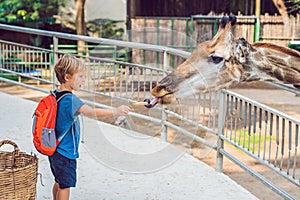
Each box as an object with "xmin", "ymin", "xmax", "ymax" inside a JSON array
[{"xmin": 78, "ymin": 104, "xmax": 131, "ymax": 119}]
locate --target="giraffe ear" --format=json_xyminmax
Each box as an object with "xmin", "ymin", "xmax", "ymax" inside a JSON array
[{"xmin": 210, "ymin": 16, "xmax": 236, "ymax": 50}]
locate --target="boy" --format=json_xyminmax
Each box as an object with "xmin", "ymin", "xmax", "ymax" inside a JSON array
[{"xmin": 49, "ymin": 54, "xmax": 130, "ymax": 200}]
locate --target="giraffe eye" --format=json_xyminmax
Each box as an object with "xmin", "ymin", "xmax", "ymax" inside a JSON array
[{"xmin": 209, "ymin": 55, "xmax": 224, "ymax": 64}]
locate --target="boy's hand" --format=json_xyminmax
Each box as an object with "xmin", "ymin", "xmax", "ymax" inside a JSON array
[{"xmin": 114, "ymin": 105, "xmax": 131, "ymax": 116}]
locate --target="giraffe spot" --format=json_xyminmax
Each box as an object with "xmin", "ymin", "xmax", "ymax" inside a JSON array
[
  {"xmin": 273, "ymin": 69, "xmax": 284, "ymax": 81},
  {"xmin": 253, "ymin": 53, "xmax": 263, "ymax": 62}
]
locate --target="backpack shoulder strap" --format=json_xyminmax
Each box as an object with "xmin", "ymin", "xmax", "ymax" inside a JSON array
[
  {"xmin": 50, "ymin": 90, "xmax": 72, "ymax": 102},
  {"xmin": 57, "ymin": 118, "xmax": 77, "ymax": 142},
  {"xmin": 51, "ymin": 90, "xmax": 75, "ymax": 142}
]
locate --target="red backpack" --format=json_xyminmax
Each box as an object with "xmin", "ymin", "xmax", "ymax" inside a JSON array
[{"xmin": 32, "ymin": 90, "xmax": 71, "ymax": 156}]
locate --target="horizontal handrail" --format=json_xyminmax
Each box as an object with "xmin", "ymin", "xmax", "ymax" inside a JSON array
[{"xmin": 0, "ymin": 23, "xmax": 191, "ymax": 58}]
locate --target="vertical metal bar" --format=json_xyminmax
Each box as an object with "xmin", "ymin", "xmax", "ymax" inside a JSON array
[
  {"xmin": 229, "ymin": 95, "xmax": 234, "ymax": 139},
  {"xmin": 11, "ymin": 44, "xmax": 14, "ymax": 73},
  {"xmin": 149, "ymin": 68, "xmax": 153, "ymax": 96},
  {"xmin": 243, "ymin": 102, "xmax": 248, "ymax": 148},
  {"xmin": 254, "ymin": 17, "xmax": 260, "ymax": 42},
  {"xmin": 185, "ymin": 96, "xmax": 189, "ymax": 119},
  {"xmin": 280, "ymin": 118, "xmax": 285, "ymax": 170},
  {"xmin": 268, "ymin": 113, "xmax": 273, "ymax": 162},
  {"xmin": 253, "ymin": 106, "xmax": 257, "ymax": 154},
  {"xmin": 92, "ymin": 61, "xmax": 95, "ymax": 90},
  {"xmin": 137, "ymin": 67, "xmax": 140, "ymax": 99},
  {"xmin": 39, "ymin": 50, "xmax": 42, "ymax": 75},
  {"xmin": 143, "ymin": 19, "xmax": 146, "ymax": 65},
  {"xmin": 212, "ymin": 91, "xmax": 218, "ymax": 131},
  {"xmin": 197, "ymin": 92, "xmax": 202, "ymax": 126},
  {"xmin": 161, "ymin": 51, "xmax": 168, "ymax": 141},
  {"xmin": 213, "ymin": 20, "xmax": 218, "ymax": 35},
  {"xmin": 16, "ymin": 45, "xmax": 21, "ymax": 83},
  {"xmin": 104, "ymin": 63, "xmax": 107, "ymax": 94},
  {"xmin": 274, "ymin": 115, "xmax": 280, "ymax": 166},
  {"xmin": 202, "ymin": 93, "xmax": 206, "ymax": 125},
  {"xmin": 263, "ymin": 111, "xmax": 268, "ymax": 160},
  {"xmin": 224, "ymin": 94, "xmax": 229, "ymax": 137},
  {"xmin": 113, "ymin": 63, "xmax": 117, "ymax": 97},
  {"xmin": 4, "ymin": 43, "xmax": 8, "ymax": 69},
  {"xmin": 97, "ymin": 60, "xmax": 100, "ymax": 92},
  {"xmin": 248, "ymin": 103, "xmax": 252, "ymax": 151},
  {"xmin": 189, "ymin": 17, "xmax": 194, "ymax": 52},
  {"xmin": 143, "ymin": 68, "xmax": 146, "ymax": 100},
  {"xmin": 254, "ymin": 0, "xmax": 261, "ymax": 42},
  {"xmin": 156, "ymin": 18, "xmax": 160, "ymax": 66},
  {"xmin": 125, "ymin": 65, "xmax": 129, "ymax": 97},
  {"xmin": 216, "ymin": 90, "xmax": 225, "ymax": 172},
  {"xmin": 119, "ymin": 64, "xmax": 123, "ymax": 97},
  {"xmin": 233, "ymin": 97, "xmax": 239, "ymax": 143},
  {"xmin": 207, "ymin": 93, "xmax": 212, "ymax": 128},
  {"xmin": 170, "ymin": 18, "xmax": 175, "ymax": 68},
  {"xmin": 192, "ymin": 93, "xmax": 196, "ymax": 122},
  {"xmin": 85, "ymin": 60, "xmax": 89, "ymax": 90},
  {"xmin": 8, "ymin": 44, "xmax": 11, "ymax": 71},
  {"xmin": 45, "ymin": 50, "xmax": 48, "ymax": 79},
  {"xmin": 238, "ymin": 99, "xmax": 243, "ymax": 145},
  {"xmin": 52, "ymin": 36, "xmax": 58, "ymax": 89},
  {"xmin": 5, "ymin": 43, "xmax": 8, "ymax": 69},
  {"xmin": 287, "ymin": 121, "xmax": 292, "ymax": 175},
  {"xmin": 34, "ymin": 48, "xmax": 37, "ymax": 71},
  {"xmin": 114, "ymin": 62, "xmax": 117, "ymax": 96},
  {"xmin": 292, "ymin": 124, "xmax": 298, "ymax": 178}
]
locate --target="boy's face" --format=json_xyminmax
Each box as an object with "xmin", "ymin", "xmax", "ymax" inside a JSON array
[{"xmin": 68, "ymin": 70, "xmax": 85, "ymax": 91}]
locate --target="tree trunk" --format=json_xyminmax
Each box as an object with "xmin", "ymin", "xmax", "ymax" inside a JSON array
[{"xmin": 75, "ymin": 0, "xmax": 86, "ymax": 56}]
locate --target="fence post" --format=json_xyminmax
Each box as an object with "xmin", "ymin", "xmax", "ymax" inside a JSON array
[
  {"xmin": 161, "ymin": 51, "xmax": 169, "ymax": 141},
  {"xmin": 52, "ymin": 36, "xmax": 58, "ymax": 89},
  {"xmin": 189, "ymin": 17, "xmax": 194, "ymax": 52},
  {"xmin": 254, "ymin": 17, "xmax": 260, "ymax": 42},
  {"xmin": 216, "ymin": 90, "xmax": 226, "ymax": 172}
]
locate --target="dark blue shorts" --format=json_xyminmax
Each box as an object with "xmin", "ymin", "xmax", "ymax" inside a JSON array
[{"xmin": 48, "ymin": 151, "xmax": 77, "ymax": 189}]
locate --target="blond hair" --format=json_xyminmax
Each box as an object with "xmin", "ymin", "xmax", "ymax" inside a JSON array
[{"xmin": 54, "ymin": 54, "xmax": 85, "ymax": 84}]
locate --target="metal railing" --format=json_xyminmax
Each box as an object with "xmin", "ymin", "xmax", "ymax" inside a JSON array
[{"xmin": 0, "ymin": 24, "xmax": 299, "ymax": 200}]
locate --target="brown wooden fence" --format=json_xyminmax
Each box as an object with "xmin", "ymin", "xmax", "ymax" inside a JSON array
[
  {"xmin": 129, "ymin": 14, "xmax": 300, "ymax": 67},
  {"xmin": 260, "ymin": 14, "xmax": 300, "ymax": 45}
]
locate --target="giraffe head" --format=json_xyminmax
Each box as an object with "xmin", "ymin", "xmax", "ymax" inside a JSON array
[{"xmin": 150, "ymin": 15, "xmax": 300, "ymax": 106}]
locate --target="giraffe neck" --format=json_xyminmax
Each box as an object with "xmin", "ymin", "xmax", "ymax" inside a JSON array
[{"xmin": 235, "ymin": 41, "xmax": 300, "ymax": 85}]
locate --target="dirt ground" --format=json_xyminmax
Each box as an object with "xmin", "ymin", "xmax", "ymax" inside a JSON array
[{"xmin": 1, "ymin": 81, "xmax": 299, "ymax": 200}]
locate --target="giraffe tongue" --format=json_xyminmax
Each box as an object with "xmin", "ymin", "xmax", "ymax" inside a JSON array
[{"xmin": 150, "ymin": 98, "xmax": 159, "ymax": 107}]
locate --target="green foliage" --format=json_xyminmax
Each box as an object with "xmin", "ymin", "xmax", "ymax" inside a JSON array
[
  {"xmin": 100, "ymin": 20, "xmax": 124, "ymax": 39},
  {"xmin": 0, "ymin": 0, "xmax": 66, "ymax": 22},
  {"xmin": 87, "ymin": 19, "xmax": 124, "ymax": 40},
  {"xmin": 285, "ymin": 0, "xmax": 300, "ymax": 15},
  {"xmin": 228, "ymin": 129, "xmax": 276, "ymax": 152}
]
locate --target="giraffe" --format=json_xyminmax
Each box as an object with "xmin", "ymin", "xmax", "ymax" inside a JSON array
[{"xmin": 149, "ymin": 15, "xmax": 300, "ymax": 106}]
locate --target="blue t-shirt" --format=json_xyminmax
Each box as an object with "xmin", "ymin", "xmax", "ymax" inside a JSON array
[{"xmin": 55, "ymin": 92, "xmax": 84, "ymax": 159}]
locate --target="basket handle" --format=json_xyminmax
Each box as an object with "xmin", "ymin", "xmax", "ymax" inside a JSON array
[{"xmin": 0, "ymin": 140, "xmax": 20, "ymax": 154}]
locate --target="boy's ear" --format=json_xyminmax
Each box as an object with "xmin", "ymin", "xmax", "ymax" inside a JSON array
[{"xmin": 64, "ymin": 74, "xmax": 72, "ymax": 81}]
